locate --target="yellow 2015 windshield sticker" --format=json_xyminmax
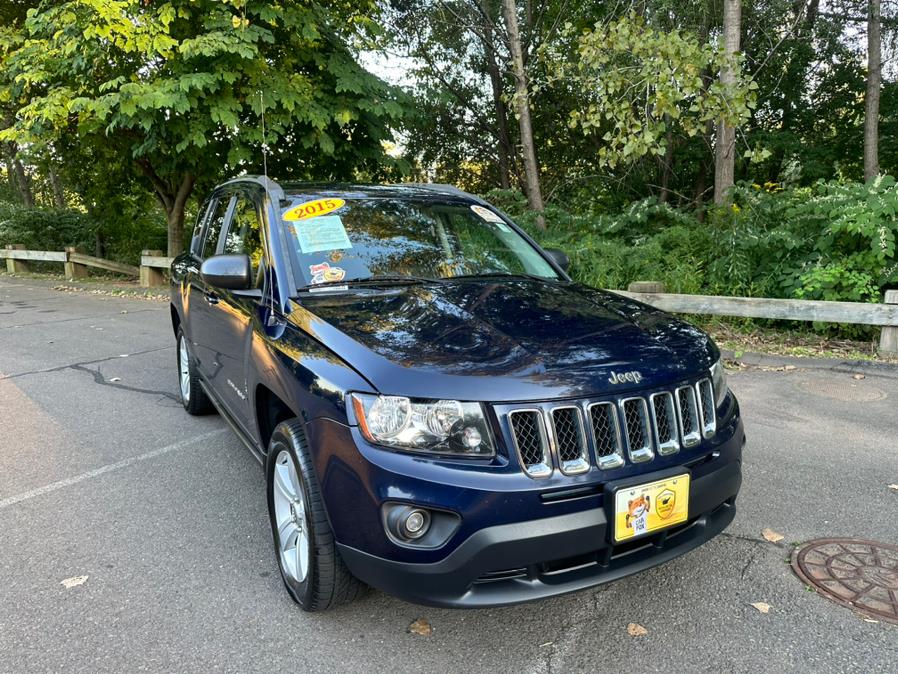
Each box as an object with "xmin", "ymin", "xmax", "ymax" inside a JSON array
[{"xmin": 283, "ymin": 198, "xmax": 346, "ymax": 221}]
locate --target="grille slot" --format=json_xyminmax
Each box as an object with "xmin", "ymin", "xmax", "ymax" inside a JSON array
[
  {"xmin": 676, "ymin": 385, "xmax": 701, "ymax": 447},
  {"xmin": 587, "ymin": 402, "xmax": 624, "ymax": 469},
  {"xmin": 650, "ymin": 392, "xmax": 680, "ymax": 455},
  {"xmin": 550, "ymin": 407, "xmax": 589, "ymax": 475},
  {"xmin": 696, "ymin": 378, "xmax": 716, "ymax": 438},
  {"xmin": 620, "ymin": 397, "xmax": 654, "ymax": 463},
  {"xmin": 509, "ymin": 410, "xmax": 552, "ymax": 478}
]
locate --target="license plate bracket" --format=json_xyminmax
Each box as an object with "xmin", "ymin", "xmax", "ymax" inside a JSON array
[{"xmin": 607, "ymin": 471, "xmax": 691, "ymax": 543}]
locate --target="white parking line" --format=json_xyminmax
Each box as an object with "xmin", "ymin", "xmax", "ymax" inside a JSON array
[{"xmin": 0, "ymin": 428, "xmax": 229, "ymax": 510}]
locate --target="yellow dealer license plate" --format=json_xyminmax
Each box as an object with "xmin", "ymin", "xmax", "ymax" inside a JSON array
[{"xmin": 613, "ymin": 474, "xmax": 690, "ymax": 542}]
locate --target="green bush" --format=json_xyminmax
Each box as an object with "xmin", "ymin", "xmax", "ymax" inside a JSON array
[
  {"xmin": 489, "ymin": 177, "xmax": 898, "ymax": 310},
  {"xmin": 0, "ymin": 199, "xmax": 167, "ymax": 265},
  {"xmin": 0, "ymin": 202, "xmax": 96, "ymax": 253}
]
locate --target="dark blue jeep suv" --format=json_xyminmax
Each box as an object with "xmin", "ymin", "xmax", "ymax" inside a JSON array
[{"xmin": 170, "ymin": 176, "xmax": 744, "ymax": 611}]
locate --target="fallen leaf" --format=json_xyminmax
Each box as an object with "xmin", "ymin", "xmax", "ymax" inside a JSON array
[
  {"xmin": 750, "ymin": 602, "xmax": 771, "ymax": 614},
  {"xmin": 761, "ymin": 528, "xmax": 785, "ymax": 543},
  {"xmin": 852, "ymin": 373, "xmax": 865, "ymax": 380},
  {"xmin": 627, "ymin": 622, "xmax": 648, "ymax": 636},
  {"xmin": 539, "ymin": 642, "xmax": 554, "ymax": 648},
  {"xmin": 407, "ymin": 618, "xmax": 432, "ymax": 636},
  {"xmin": 109, "ymin": 377, "xmax": 121, "ymax": 383},
  {"xmin": 60, "ymin": 575, "xmax": 88, "ymax": 589}
]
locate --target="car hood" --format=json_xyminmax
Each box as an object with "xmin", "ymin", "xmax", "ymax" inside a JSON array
[{"xmin": 288, "ymin": 280, "xmax": 717, "ymax": 402}]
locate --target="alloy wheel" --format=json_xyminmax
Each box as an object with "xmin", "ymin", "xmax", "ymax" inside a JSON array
[
  {"xmin": 272, "ymin": 449, "xmax": 310, "ymax": 583},
  {"xmin": 178, "ymin": 335, "xmax": 190, "ymax": 403}
]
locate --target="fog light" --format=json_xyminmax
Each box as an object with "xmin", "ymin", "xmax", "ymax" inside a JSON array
[
  {"xmin": 387, "ymin": 505, "xmax": 432, "ymax": 541},
  {"xmin": 401, "ymin": 509, "xmax": 430, "ymax": 539}
]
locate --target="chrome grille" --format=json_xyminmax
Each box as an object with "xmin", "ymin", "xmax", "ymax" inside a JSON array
[
  {"xmin": 696, "ymin": 378, "xmax": 716, "ymax": 438},
  {"xmin": 650, "ymin": 392, "xmax": 680, "ymax": 455},
  {"xmin": 550, "ymin": 407, "xmax": 589, "ymax": 475},
  {"xmin": 509, "ymin": 410, "xmax": 551, "ymax": 478},
  {"xmin": 587, "ymin": 402, "xmax": 625, "ymax": 470},
  {"xmin": 620, "ymin": 397, "xmax": 654, "ymax": 463},
  {"xmin": 676, "ymin": 385, "xmax": 701, "ymax": 447},
  {"xmin": 505, "ymin": 376, "xmax": 716, "ymax": 477}
]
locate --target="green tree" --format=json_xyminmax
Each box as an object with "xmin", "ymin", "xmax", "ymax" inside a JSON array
[
  {"xmin": 4, "ymin": 0, "xmax": 406, "ymax": 254},
  {"xmin": 547, "ymin": 13, "xmax": 756, "ymax": 173}
]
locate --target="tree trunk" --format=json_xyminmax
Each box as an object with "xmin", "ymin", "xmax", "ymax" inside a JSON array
[
  {"xmin": 5, "ymin": 143, "xmax": 34, "ymax": 207},
  {"xmin": 49, "ymin": 170, "xmax": 65, "ymax": 209},
  {"xmin": 501, "ymin": 0, "xmax": 545, "ymax": 227},
  {"xmin": 659, "ymin": 122, "xmax": 674, "ymax": 203},
  {"xmin": 484, "ymin": 39, "xmax": 512, "ymax": 189},
  {"xmin": 864, "ymin": 0, "xmax": 881, "ymax": 181},
  {"xmin": 714, "ymin": 0, "xmax": 741, "ymax": 206},
  {"xmin": 166, "ymin": 207, "xmax": 186, "ymax": 256},
  {"xmin": 136, "ymin": 159, "xmax": 194, "ymax": 256},
  {"xmin": 3, "ymin": 144, "xmax": 18, "ymax": 197}
]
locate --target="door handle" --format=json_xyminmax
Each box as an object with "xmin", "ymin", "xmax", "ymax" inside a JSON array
[{"xmin": 204, "ymin": 292, "xmax": 220, "ymax": 305}]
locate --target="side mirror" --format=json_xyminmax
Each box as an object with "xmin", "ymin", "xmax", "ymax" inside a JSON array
[
  {"xmin": 200, "ymin": 254, "xmax": 252, "ymax": 290},
  {"xmin": 544, "ymin": 248, "xmax": 570, "ymax": 272}
]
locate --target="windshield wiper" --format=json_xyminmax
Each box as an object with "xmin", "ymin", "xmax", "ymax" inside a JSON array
[
  {"xmin": 297, "ymin": 275, "xmax": 443, "ymax": 292},
  {"xmin": 443, "ymin": 271, "xmax": 557, "ymax": 283}
]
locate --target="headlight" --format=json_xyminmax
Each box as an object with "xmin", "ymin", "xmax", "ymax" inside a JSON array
[
  {"xmin": 710, "ymin": 357, "xmax": 728, "ymax": 407},
  {"xmin": 350, "ymin": 393, "xmax": 495, "ymax": 456}
]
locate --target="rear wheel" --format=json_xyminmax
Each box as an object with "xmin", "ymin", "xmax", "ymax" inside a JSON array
[
  {"xmin": 176, "ymin": 328, "xmax": 213, "ymax": 415},
  {"xmin": 266, "ymin": 419, "xmax": 365, "ymax": 611}
]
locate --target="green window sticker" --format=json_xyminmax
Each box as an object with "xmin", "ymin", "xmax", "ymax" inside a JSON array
[{"xmin": 293, "ymin": 215, "xmax": 352, "ymax": 253}]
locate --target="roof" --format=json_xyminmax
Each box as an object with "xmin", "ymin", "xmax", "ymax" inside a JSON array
[{"xmin": 224, "ymin": 176, "xmax": 484, "ymax": 203}]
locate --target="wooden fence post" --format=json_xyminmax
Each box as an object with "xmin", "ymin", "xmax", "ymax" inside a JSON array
[
  {"xmin": 140, "ymin": 249, "xmax": 165, "ymax": 287},
  {"xmin": 5, "ymin": 244, "xmax": 29, "ymax": 274},
  {"xmin": 879, "ymin": 290, "xmax": 898, "ymax": 355},
  {"xmin": 64, "ymin": 247, "xmax": 89, "ymax": 281},
  {"xmin": 628, "ymin": 281, "xmax": 666, "ymax": 294}
]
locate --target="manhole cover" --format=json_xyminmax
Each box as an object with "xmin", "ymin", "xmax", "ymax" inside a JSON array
[
  {"xmin": 795, "ymin": 379, "xmax": 886, "ymax": 402},
  {"xmin": 792, "ymin": 538, "xmax": 898, "ymax": 624}
]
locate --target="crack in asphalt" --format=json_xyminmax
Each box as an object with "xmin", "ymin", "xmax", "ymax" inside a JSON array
[
  {"xmin": 719, "ymin": 531, "xmax": 777, "ymax": 547},
  {"xmin": 0, "ymin": 306, "xmax": 162, "ymax": 329},
  {"xmin": 70, "ymin": 363, "xmax": 181, "ymax": 403},
  {"xmin": 740, "ymin": 547, "xmax": 760, "ymax": 580},
  {"xmin": 0, "ymin": 345, "xmax": 172, "ymax": 382}
]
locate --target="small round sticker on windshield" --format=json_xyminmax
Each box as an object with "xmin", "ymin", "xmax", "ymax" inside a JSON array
[{"xmin": 470, "ymin": 204, "xmax": 504, "ymax": 223}]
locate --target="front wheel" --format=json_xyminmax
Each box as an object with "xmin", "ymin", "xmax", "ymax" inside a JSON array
[{"xmin": 266, "ymin": 419, "xmax": 365, "ymax": 611}]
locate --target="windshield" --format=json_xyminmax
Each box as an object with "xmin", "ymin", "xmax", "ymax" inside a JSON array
[{"xmin": 279, "ymin": 196, "xmax": 560, "ymax": 288}]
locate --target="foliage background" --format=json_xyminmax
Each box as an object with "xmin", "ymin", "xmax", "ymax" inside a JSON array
[{"xmin": 0, "ymin": 0, "xmax": 896, "ymax": 338}]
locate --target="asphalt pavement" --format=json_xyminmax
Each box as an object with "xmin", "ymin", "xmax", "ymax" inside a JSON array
[{"xmin": 1, "ymin": 274, "xmax": 896, "ymax": 673}]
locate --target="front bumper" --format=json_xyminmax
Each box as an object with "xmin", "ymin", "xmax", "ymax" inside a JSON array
[{"xmin": 337, "ymin": 456, "xmax": 741, "ymax": 608}]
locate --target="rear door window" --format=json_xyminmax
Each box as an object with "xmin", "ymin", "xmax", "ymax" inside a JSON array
[
  {"xmin": 222, "ymin": 193, "xmax": 266, "ymax": 287},
  {"xmin": 202, "ymin": 195, "xmax": 233, "ymax": 259}
]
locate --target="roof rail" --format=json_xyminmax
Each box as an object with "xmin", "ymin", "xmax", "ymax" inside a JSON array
[
  {"xmin": 398, "ymin": 182, "xmax": 483, "ymax": 201},
  {"xmin": 220, "ymin": 175, "xmax": 285, "ymax": 201}
]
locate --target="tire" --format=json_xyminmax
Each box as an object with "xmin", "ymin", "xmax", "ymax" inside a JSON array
[
  {"xmin": 266, "ymin": 418, "xmax": 366, "ymax": 611},
  {"xmin": 176, "ymin": 327, "xmax": 214, "ymax": 415}
]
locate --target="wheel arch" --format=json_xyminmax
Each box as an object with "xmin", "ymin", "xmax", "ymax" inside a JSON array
[
  {"xmin": 255, "ymin": 383, "xmax": 301, "ymax": 452},
  {"xmin": 170, "ymin": 303, "xmax": 181, "ymax": 337}
]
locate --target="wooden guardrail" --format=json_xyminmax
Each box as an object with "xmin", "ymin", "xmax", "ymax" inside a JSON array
[
  {"xmin": 624, "ymin": 282, "xmax": 898, "ymax": 356},
  {"xmin": 2, "ymin": 244, "xmax": 171, "ymax": 287}
]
